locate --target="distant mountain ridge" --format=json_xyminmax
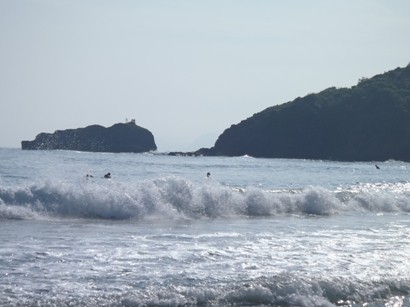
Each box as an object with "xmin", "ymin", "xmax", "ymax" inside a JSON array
[
  {"xmin": 197, "ymin": 64, "xmax": 410, "ymax": 161},
  {"xmin": 21, "ymin": 122, "xmax": 157, "ymax": 153}
]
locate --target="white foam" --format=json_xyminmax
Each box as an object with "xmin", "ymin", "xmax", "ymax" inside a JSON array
[{"xmin": 1, "ymin": 177, "xmax": 410, "ymax": 220}]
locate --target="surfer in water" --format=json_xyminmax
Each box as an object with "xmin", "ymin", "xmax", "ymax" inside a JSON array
[
  {"xmin": 104, "ymin": 172, "xmax": 111, "ymax": 179},
  {"xmin": 207, "ymin": 172, "xmax": 211, "ymax": 178}
]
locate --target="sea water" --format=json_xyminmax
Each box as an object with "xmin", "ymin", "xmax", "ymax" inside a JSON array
[{"xmin": 1, "ymin": 148, "xmax": 410, "ymax": 306}]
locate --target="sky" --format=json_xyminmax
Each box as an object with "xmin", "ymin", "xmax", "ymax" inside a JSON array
[{"xmin": 1, "ymin": 0, "xmax": 410, "ymax": 152}]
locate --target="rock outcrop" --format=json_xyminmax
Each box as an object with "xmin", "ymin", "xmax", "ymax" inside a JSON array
[
  {"xmin": 199, "ymin": 64, "xmax": 410, "ymax": 161},
  {"xmin": 21, "ymin": 122, "xmax": 157, "ymax": 153}
]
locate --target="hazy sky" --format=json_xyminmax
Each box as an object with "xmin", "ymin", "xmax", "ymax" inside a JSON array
[{"xmin": 1, "ymin": 1, "xmax": 409, "ymax": 151}]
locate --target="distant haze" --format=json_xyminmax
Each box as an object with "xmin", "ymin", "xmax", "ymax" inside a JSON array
[{"xmin": 1, "ymin": 1, "xmax": 409, "ymax": 151}]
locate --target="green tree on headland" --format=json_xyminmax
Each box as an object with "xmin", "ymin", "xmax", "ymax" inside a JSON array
[{"xmin": 201, "ymin": 63, "xmax": 410, "ymax": 162}]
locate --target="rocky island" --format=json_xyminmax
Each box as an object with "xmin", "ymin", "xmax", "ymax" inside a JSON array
[
  {"xmin": 21, "ymin": 121, "xmax": 157, "ymax": 153},
  {"xmin": 194, "ymin": 64, "xmax": 410, "ymax": 161}
]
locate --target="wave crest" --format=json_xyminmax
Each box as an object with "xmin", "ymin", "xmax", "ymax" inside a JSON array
[{"xmin": 1, "ymin": 177, "xmax": 410, "ymax": 220}]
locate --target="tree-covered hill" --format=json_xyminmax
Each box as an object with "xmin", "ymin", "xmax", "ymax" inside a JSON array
[{"xmin": 201, "ymin": 64, "xmax": 410, "ymax": 161}]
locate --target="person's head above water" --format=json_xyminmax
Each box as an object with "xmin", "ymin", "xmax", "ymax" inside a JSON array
[{"xmin": 207, "ymin": 172, "xmax": 211, "ymax": 178}]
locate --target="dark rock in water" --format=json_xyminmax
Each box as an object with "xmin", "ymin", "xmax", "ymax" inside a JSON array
[
  {"xmin": 167, "ymin": 148, "xmax": 211, "ymax": 157},
  {"xmin": 21, "ymin": 122, "xmax": 157, "ymax": 153},
  {"xmin": 167, "ymin": 151, "xmax": 197, "ymax": 157},
  {"xmin": 197, "ymin": 64, "xmax": 410, "ymax": 162}
]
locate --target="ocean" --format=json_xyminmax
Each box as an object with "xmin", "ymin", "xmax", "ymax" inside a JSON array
[{"xmin": 1, "ymin": 148, "xmax": 410, "ymax": 306}]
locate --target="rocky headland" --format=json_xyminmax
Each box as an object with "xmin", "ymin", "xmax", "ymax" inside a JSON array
[
  {"xmin": 21, "ymin": 121, "xmax": 157, "ymax": 153},
  {"xmin": 190, "ymin": 64, "xmax": 410, "ymax": 161}
]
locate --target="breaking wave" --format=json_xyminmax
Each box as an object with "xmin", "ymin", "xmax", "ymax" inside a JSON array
[{"xmin": 1, "ymin": 176, "xmax": 410, "ymax": 220}]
